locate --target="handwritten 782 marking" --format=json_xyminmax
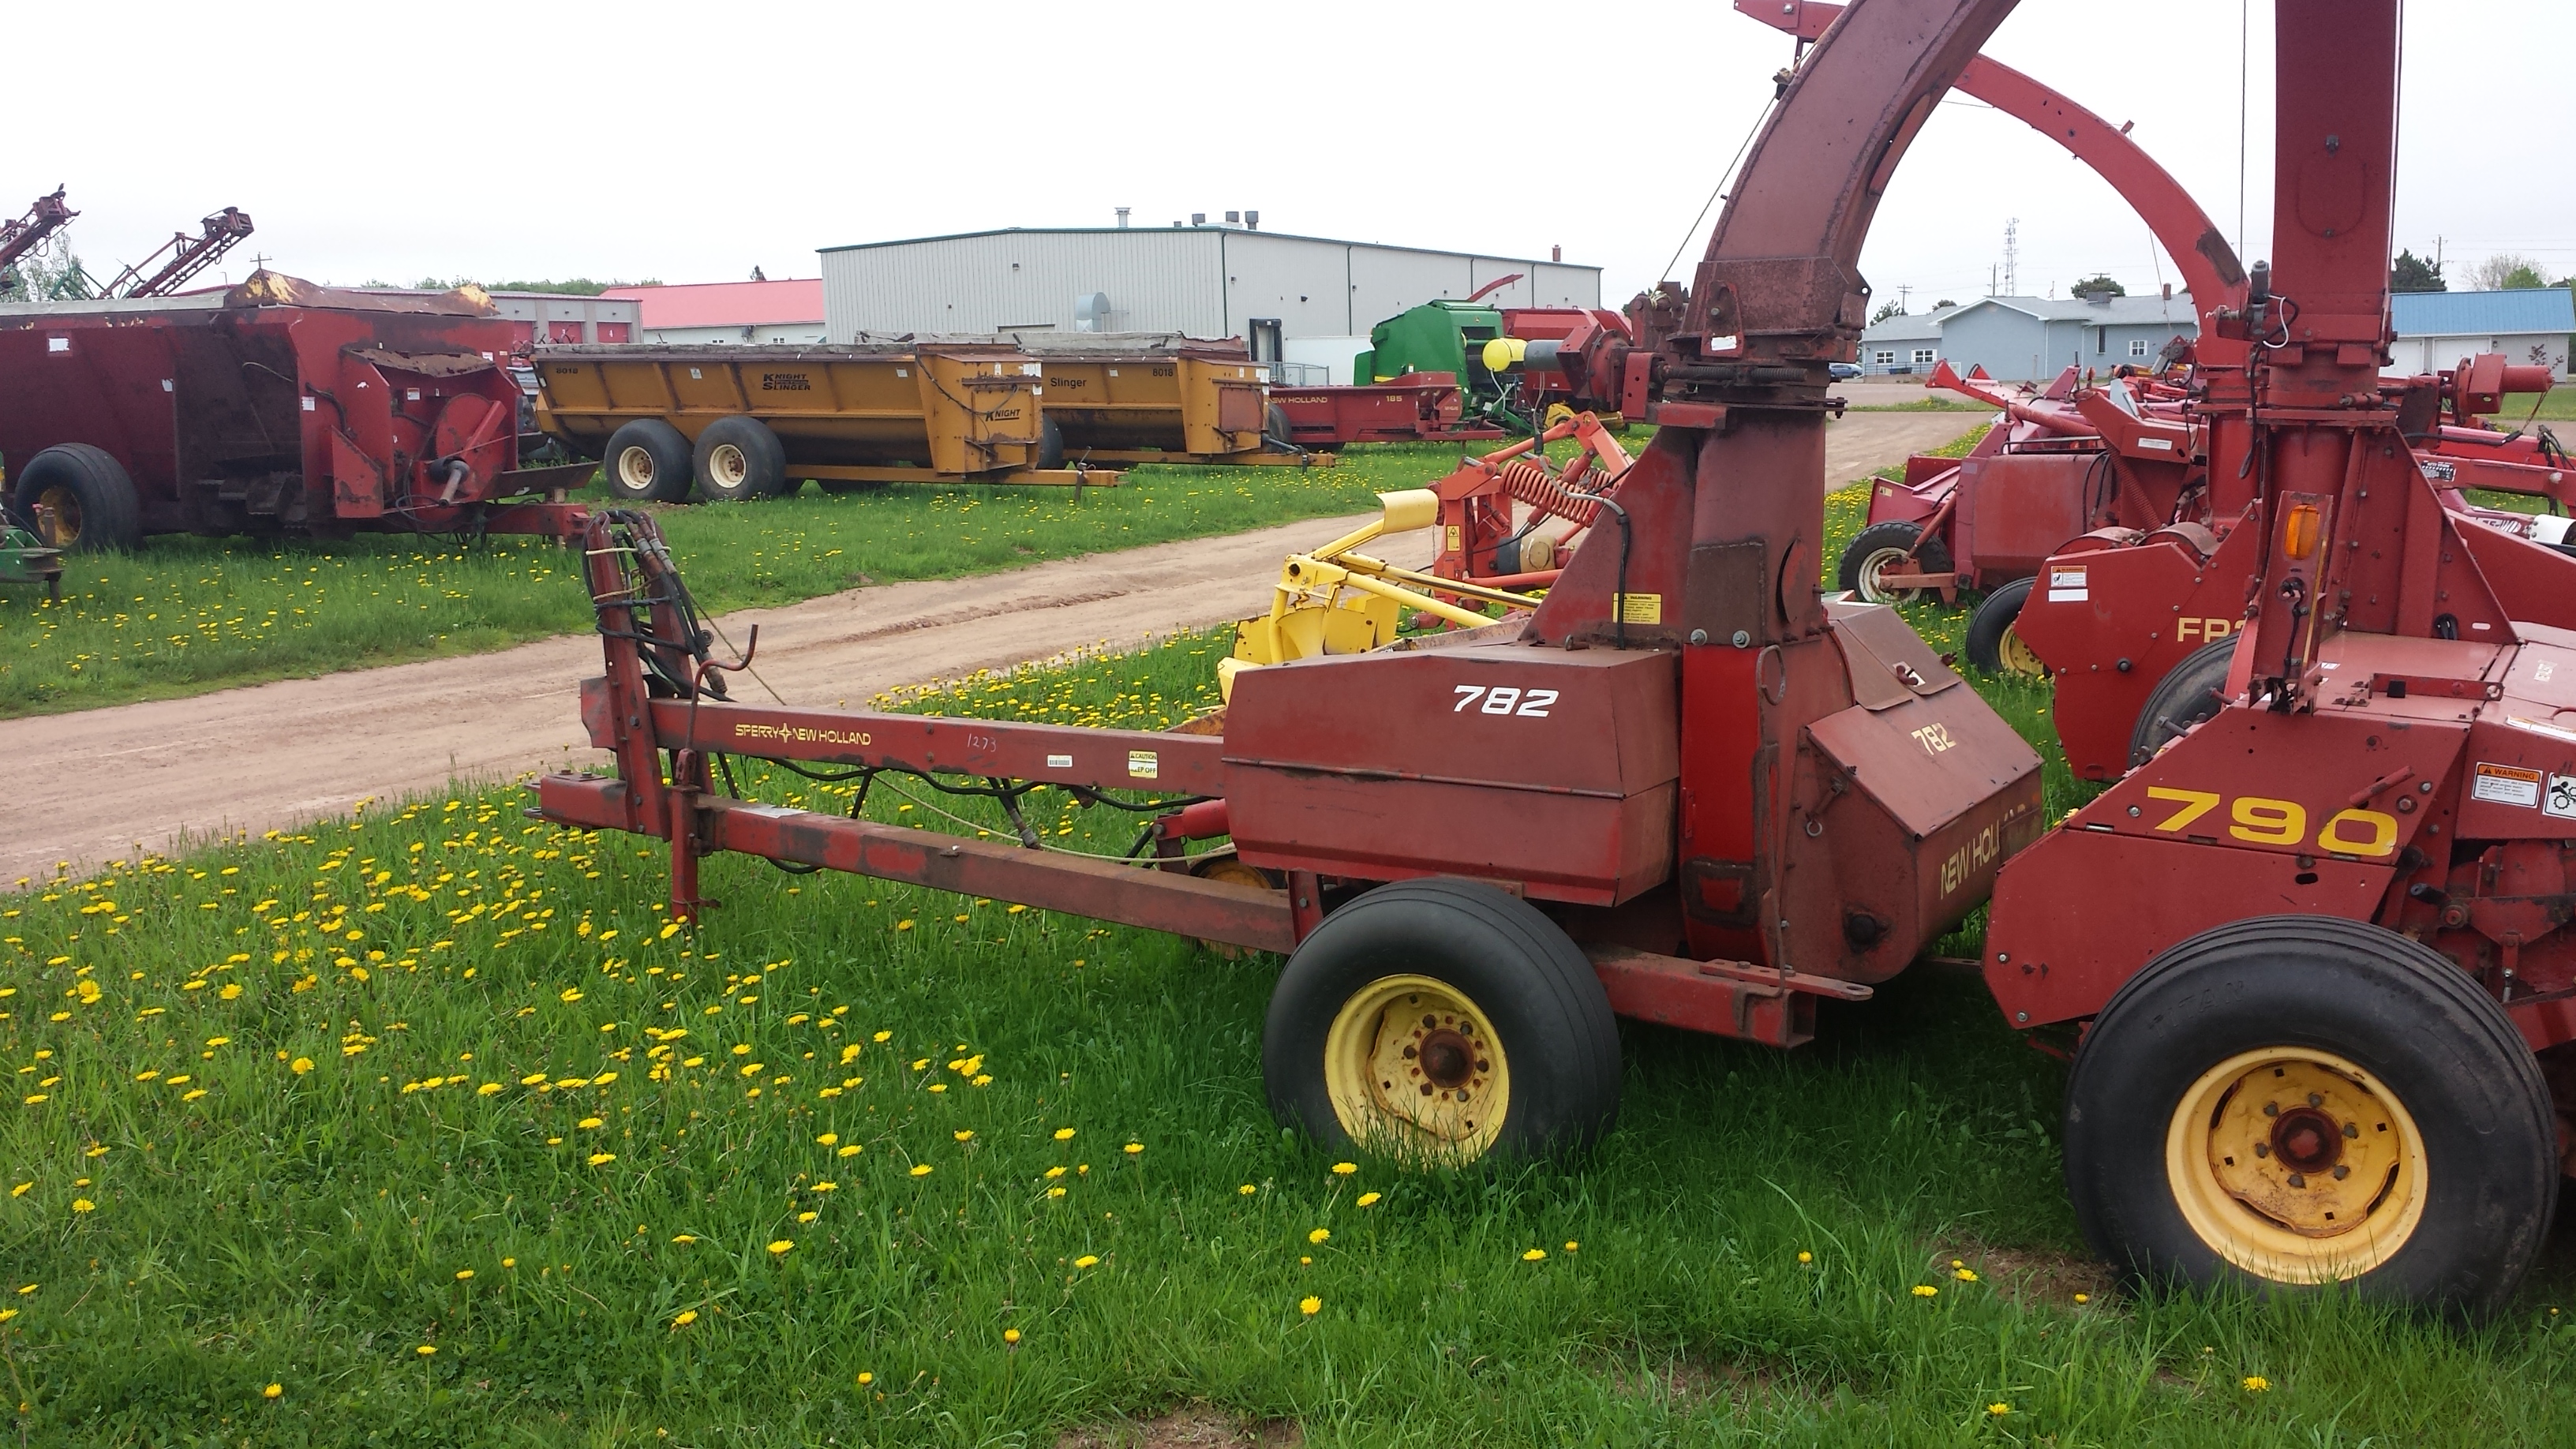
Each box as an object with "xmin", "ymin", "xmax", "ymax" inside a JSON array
[{"xmin": 1453, "ymin": 685, "xmax": 1559, "ymax": 717}]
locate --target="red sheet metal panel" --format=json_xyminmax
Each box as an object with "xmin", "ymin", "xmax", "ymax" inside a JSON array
[
  {"xmin": 1223, "ymin": 642, "xmax": 1679, "ymax": 904},
  {"xmin": 640, "ymin": 698, "xmax": 1230, "ymax": 798}
]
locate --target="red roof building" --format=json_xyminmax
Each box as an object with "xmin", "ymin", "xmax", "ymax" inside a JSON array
[{"xmin": 601, "ymin": 279, "xmax": 826, "ymax": 345}]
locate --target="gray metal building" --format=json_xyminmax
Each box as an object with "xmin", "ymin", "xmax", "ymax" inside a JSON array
[
  {"xmin": 1936, "ymin": 293, "xmax": 2200, "ymax": 380},
  {"xmin": 818, "ymin": 225, "xmax": 1601, "ymax": 385}
]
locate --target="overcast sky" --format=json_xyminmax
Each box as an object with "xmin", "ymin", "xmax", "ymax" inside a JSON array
[{"xmin": 9, "ymin": 1, "xmax": 2567, "ymax": 312}]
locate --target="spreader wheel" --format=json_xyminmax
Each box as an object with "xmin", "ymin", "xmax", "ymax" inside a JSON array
[
  {"xmin": 2063, "ymin": 915, "xmax": 2556, "ymax": 1320},
  {"xmin": 1837, "ymin": 520, "xmax": 1952, "ymax": 603},
  {"xmin": 1262, "ymin": 878, "xmax": 1619, "ymax": 1164},
  {"xmin": 1963, "ymin": 576, "xmax": 2043, "ymax": 676},
  {"xmin": 603, "ymin": 419, "xmax": 693, "ymax": 504},
  {"xmin": 13, "ymin": 444, "xmax": 140, "ymax": 552},
  {"xmin": 2128, "ymin": 635, "xmax": 2237, "ymax": 768},
  {"xmin": 692, "ymin": 416, "xmax": 788, "ymax": 502}
]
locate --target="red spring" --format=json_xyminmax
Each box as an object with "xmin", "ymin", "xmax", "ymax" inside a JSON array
[{"xmin": 1494, "ymin": 457, "xmax": 1605, "ymax": 528}]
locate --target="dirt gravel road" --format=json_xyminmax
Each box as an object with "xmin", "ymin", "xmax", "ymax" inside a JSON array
[{"xmin": 3, "ymin": 411, "xmax": 1975, "ymax": 882}]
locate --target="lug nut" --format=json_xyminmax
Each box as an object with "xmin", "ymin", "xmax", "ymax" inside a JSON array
[
  {"xmin": 2287, "ymin": 1173, "xmax": 2306, "ymax": 1188},
  {"xmin": 2332, "ymin": 1165, "xmax": 2349, "ymax": 1180}
]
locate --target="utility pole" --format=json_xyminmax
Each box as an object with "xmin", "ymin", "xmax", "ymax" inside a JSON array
[
  {"xmin": 2003, "ymin": 218, "xmax": 2020, "ymax": 296},
  {"xmin": 1897, "ymin": 284, "xmax": 1912, "ymax": 313}
]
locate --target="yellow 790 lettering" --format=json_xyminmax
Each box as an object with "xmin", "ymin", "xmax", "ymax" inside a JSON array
[{"xmin": 2145, "ymin": 786, "xmax": 2219, "ymax": 832}]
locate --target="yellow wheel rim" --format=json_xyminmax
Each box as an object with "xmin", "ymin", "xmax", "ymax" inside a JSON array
[
  {"xmin": 1855, "ymin": 545, "xmax": 1920, "ymax": 603},
  {"xmin": 2166, "ymin": 1046, "xmax": 2428, "ymax": 1282},
  {"xmin": 1996, "ymin": 624, "xmax": 2046, "ymax": 678},
  {"xmin": 615, "ymin": 446, "xmax": 655, "ymax": 491},
  {"xmin": 710, "ymin": 444, "xmax": 748, "ymax": 489},
  {"xmin": 36, "ymin": 485, "xmax": 82, "ymax": 548},
  {"xmin": 1322, "ymin": 974, "xmax": 1510, "ymax": 1163}
]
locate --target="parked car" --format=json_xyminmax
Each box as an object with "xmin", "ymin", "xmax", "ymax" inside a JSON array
[{"xmin": 1829, "ymin": 361, "xmax": 1863, "ymax": 380}]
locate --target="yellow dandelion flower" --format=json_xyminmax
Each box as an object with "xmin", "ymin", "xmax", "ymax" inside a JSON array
[
  {"xmin": 1074, "ymin": 1255, "xmax": 1099, "ymax": 1269},
  {"xmin": 954, "ymin": 1130, "xmax": 974, "ymax": 1142},
  {"xmin": 1239, "ymin": 1184, "xmax": 1257, "ymax": 1196},
  {"xmin": 1330, "ymin": 1162, "xmax": 1357, "ymax": 1175},
  {"xmin": 9, "ymin": 1183, "xmax": 28, "ymax": 1197},
  {"xmin": 672, "ymin": 1309, "xmax": 698, "ymax": 1327},
  {"xmin": 1987, "ymin": 1402, "xmax": 2010, "ymax": 1417},
  {"xmin": 818, "ymin": 1133, "xmax": 838, "ymax": 1146},
  {"xmin": 1299, "ymin": 1296, "xmax": 1321, "ymax": 1316},
  {"xmin": 1798, "ymin": 1251, "xmax": 1813, "ymax": 1264},
  {"xmin": 1955, "ymin": 1267, "xmax": 1979, "ymax": 1282},
  {"xmin": 71, "ymin": 1198, "xmax": 94, "ymax": 1213},
  {"xmin": 2243, "ymin": 1376, "xmax": 2271, "ymax": 1393},
  {"xmin": 1522, "ymin": 1248, "xmax": 1546, "ymax": 1261},
  {"xmin": 1309, "ymin": 1227, "xmax": 1330, "ymax": 1245},
  {"xmin": 417, "ymin": 1345, "xmax": 436, "ymax": 1357},
  {"xmin": 1123, "ymin": 1142, "xmax": 1143, "ymax": 1155},
  {"xmin": 838, "ymin": 1144, "xmax": 861, "ymax": 1158},
  {"xmin": 578, "ymin": 1117, "xmax": 604, "ymax": 1129},
  {"xmin": 454, "ymin": 1270, "xmax": 473, "ymax": 1281},
  {"xmin": 476, "ymin": 1083, "xmax": 501, "ymax": 1095},
  {"xmin": 1054, "ymin": 1127, "xmax": 1076, "ymax": 1140},
  {"xmin": 1911, "ymin": 1285, "xmax": 1938, "ymax": 1297},
  {"xmin": 909, "ymin": 1164, "xmax": 933, "ymax": 1178},
  {"xmin": 587, "ymin": 1152, "xmax": 616, "ymax": 1166},
  {"xmin": 1357, "ymin": 1192, "xmax": 1381, "ymax": 1207},
  {"xmin": 264, "ymin": 1383, "xmax": 282, "ymax": 1399},
  {"xmin": 2073, "ymin": 1292, "xmax": 2091, "ymax": 1304},
  {"xmin": 672, "ymin": 1234, "xmax": 696, "ymax": 1244},
  {"xmin": 767, "ymin": 1240, "xmax": 793, "ymax": 1255},
  {"xmin": 856, "ymin": 1371, "xmax": 874, "ymax": 1386},
  {"xmin": 290, "ymin": 1058, "xmax": 314, "ymax": 1075},
  {"xmin": 1565, "ymin": 1241, "xmax": 1580, "ymax": 1252}
]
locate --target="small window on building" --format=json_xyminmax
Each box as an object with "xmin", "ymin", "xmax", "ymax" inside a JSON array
[
  {"xmin": 548, "ymin": 320, "xmax": 584, "ymax": 344},
  {"xmin": 1911, "ymin": 348, "xmax": 1935, "ymax": 367},
  {"xmin": 2129, "ymin": 338, "xmax": 2149, "ymax": 358},
  {"xmin": 597, "ymin": 322, "xmax": 631, "ymax": 344},
  {"xmin": 1874, "ymin": 350, "xmax": 1896, "ymax": 366}
]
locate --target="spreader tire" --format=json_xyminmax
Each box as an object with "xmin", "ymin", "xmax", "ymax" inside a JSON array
[
  {"xmin": 1263, "ymin": 878, "xmax": 1619, "ymax": 1163},
  {"xmin": 692, "ymin": 416, "xmax": 788, "ymax": 502},
  {"xmin": 603, "ymin": 419, "xmax": 693, "ymax": 504},
  {"xmin": 1963, "ymin": 575, "xmax": 2041, "ymax": 676},
  {"xmin": 1034, "ymin": 415, "xmax": 1066, "ymax": 473},
  {"xmin": 13, "ymin": 444, "xmax": 140, "ymax": 552},
  {"xmin": 2128, "ymin": 635, "xmax": 2237, "ymax": 768},
  {"xmin": 2062, "ymin": 915, "xmax": 2555, "ymax": 1320},
  {"xmin": 1837, "ymin": 520, "xmax": 1951, "ymax": 603}
]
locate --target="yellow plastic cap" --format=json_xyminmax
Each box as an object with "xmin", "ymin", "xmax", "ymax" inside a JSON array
[
  {"xmin": 1376, "ymin": 489, "xmax": 1439, "ymax": 534},
  {"xmin": 1481, "ymin": 336, "xmax": 1529, "ymax": 372}
]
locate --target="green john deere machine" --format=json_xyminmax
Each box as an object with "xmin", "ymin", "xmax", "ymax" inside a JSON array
[{"xmin": 1351, "ymin": 298, "xmax": 1507, "ymax": 399}]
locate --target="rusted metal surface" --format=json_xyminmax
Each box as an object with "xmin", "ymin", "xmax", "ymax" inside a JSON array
[
  {"xmin": 1266, "ymin": 373, "xmax": 1506, "ymax": 449},
  {"xmin": 0, "ymin": 188, "xmax": 75, "ymax": 275}
]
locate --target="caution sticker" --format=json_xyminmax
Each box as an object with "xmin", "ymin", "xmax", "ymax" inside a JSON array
[
  {"xmin": 1615, "ymin": 592, "xmax": 1662, "ymax": 625},
  {"xmin": 2472, "ymin": 761, "xmax": 2543, "ymax": 808},
  {"xmin": 2046, "ymin": 565, "xmax": 2089, "ymax": 603},
  {"xmin": 2549, "ymin": 776, "xmax": 2576, "ymax": 818},
  {"xmin": 1127, "ymin": 750, "xmax": 1159, "ymax": 781}
]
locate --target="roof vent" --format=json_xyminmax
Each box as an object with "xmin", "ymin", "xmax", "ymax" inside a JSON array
[
  {"xmin": 1191, "ymin": 212, "xmax": 1207, "ymax": 227},
  {"xmin": 2081, "ymin": 290, "xmax": 2116, "ymax": 306}
]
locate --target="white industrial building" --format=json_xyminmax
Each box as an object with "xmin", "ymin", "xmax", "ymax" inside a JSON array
[
  {"xmin": 2388, "ymin": 289, "xmax": 2574, "ymax": 380},
  {"xmin": 818, "ymin": 223, "xmax": 1602, "ymax": 385}
]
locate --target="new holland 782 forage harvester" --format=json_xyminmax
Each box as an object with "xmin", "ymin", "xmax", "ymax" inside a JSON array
[{"xmin": 537, "ymin": 0, "xmax": 2565, "ymax": 1316}]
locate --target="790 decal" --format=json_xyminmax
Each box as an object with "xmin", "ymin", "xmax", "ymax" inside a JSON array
[
  {"xmin": 2140, "ymin": 787, "xmax": 2398, "ymax": 857},
  {"xmin": 1452, "ymin": 685, "xmax": 1557, "ymax": 717}
]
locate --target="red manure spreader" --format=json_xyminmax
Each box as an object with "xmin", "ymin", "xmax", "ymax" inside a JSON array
[
  {"xmin": 537, "ymin": 0, "xmax": 2570, "ymax": 1317},
  {"xmin": 0, "ymin": 271, "xmax": 590, "ymax": 550}
]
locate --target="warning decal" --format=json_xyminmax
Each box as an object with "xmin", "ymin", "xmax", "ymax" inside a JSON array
[
  {"xmin": 2472, "ymin": 762, "xmax": 2544, "ymax": 808},
  {"xmin": 2548, "ymin": 775, "xmax": 2576, "ymax": 819},
  {"xmin": 1127, "ymin": 750, "xmax": 1159, "ymax": 781},
  {"xmin": 2046, "ymin": 565, "xmax": 2088, "ymax": 603}
]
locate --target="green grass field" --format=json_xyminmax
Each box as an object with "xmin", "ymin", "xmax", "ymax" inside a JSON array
[
  {"xmin": 0, "ymin": 448, "xmax": 1471, "ymax": 721},
  {"xmin": 9, "ymin": 470, "xmax": 2576, "ymax": 1445}
]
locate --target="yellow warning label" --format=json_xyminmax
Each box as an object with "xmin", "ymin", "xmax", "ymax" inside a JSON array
[
  {"xmin": 1127, "ymin": 750, "xmax": 1159, "ymax": 781},
  {"xmin": 1444, "ymin": 525, "xmax": 1461, "ymax": 552},
  {"xmin": 1615, "ymin": 592, "xmax": 1662, "ymax": 625}
]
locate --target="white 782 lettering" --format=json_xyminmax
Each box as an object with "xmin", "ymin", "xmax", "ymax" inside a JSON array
[{"xmin": 1452, "ymin": 684, "xmax": 1558, "ymax": 717}]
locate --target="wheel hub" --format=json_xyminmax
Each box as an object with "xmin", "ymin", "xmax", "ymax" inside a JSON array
[
  {"xmin": 1323, "ymin": 974, "xmax": 1510, "ymax": 1160},
  {"xmin": 1996, "ymin": 625, "xmax": 2047, "ymax": 678},
  {"xmin": 1856, "ymin": 545, "xmax": 1915, "ymax": 602},
  {"xmin": 2168, "ymin": 1047, "xmax": 2425, "ymax": 1279},
  {"xmin": 617, "ymin": 447, "xmax": 654, "ymax": 489},
  {"xmin": 712, "ymin": 444, "xmax": 747, "ymax": 487},
  {"xmin": 36, "ymin": 485, "xmax": 82, "ymax": 548}
]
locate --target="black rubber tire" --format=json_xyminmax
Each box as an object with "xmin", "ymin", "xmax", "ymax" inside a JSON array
[
  {"xmin": 1963, "ymin": 575, "xmax": 2036, "ymax": 674},
  {"xmin": 602, "ymin": 419, "xmax": 692, "ymax": 504},
  {"xmin": 691, "ymin": 416, "xmax": 788, "ymax": 503},
  {"xmin": 2127, "ymin": 635, "xmax": 2237, "ymax": 769},
  {"xmin": 1032, "ymin": 416, "xmax": 1066, "ymax": 473},
  {"xmin": 1836, "ymin": 519, "xmax": 1953, "ymax": 602},
  {"xmin": 2063, "ymin": 915, "xmax": 2557, "ymax": 1321},
  {"xmin": 13, "ymin": 444, "xmax": 140, "ymax": 552},
  {"xmin": 1262, "ymin": 878, "xmax": 1620, "ymax": 1163},
  {"xmin": 1263, "ymin": 402, "xmax": 1294, "ymax": 449}
]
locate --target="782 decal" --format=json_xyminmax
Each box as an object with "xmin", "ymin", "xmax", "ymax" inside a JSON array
[{"xmin": 1453, "ymin": 685, "xmax": 1557, "ymax": 717}]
